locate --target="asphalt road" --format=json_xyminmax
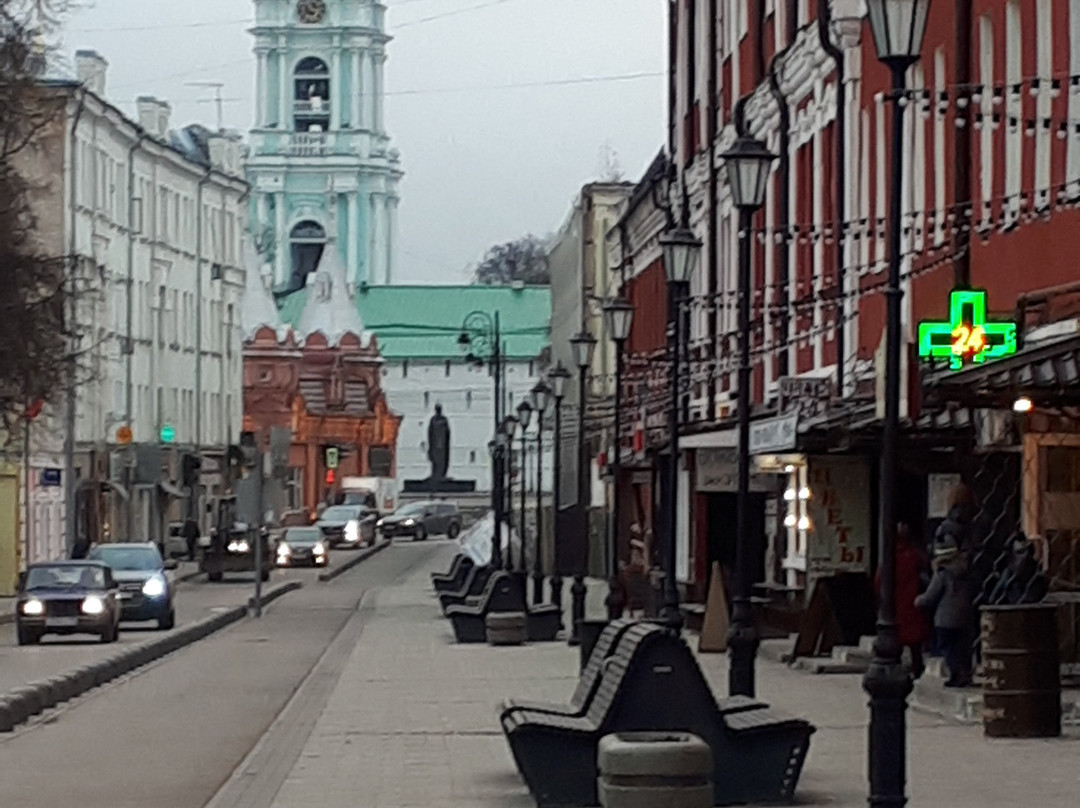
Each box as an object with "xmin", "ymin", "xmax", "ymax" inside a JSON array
[
  {"xmin": 0, "ymin": 540, "xmax": 444, "ymax": 808},
  {"xmin": 0, "ymin": 546, "xmax": 373, "ymax": 697}
]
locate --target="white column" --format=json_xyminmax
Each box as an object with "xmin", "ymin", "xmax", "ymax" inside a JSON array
[
  {"xmin": 351, "ymin": 49, "xmax": 362, "ymax": 129},
  {"xmin": 366, "ymin": 193, "xmax": 376, "ymax": 282},
  {"xmin": 256, "ymin": 48, "xmax": 268, "ymax": 127},
  {"xmin": 374, "ymin": 54, "xmax": 385, "ymax": 133},
  {"xmin": 274, "ymin": 191, "xmax": 287, "ymax": 285},
  {"xmin": 371, "ymin": 192, "xmax": 386, "ymax": 283},
  {"xmin": 347, "ymin": 192, "xmax": 359, "ymax": 284},
  {"xmin": 256, "ymin": 192, "xmax": 268, "ymax": 233},
  {"xmin": 330, "ymin": 45, "xmax": 341, "ymax": 131},
  {"xmin": 278, "ymin": 50, "xmax": 290, "ymax": 130},
  {"xmin": 363, "ymin": 52, "xmax": 376, "ymax": 132},
  {"xmin": 385, "ymin": 195, "xmax": 397, "ymax": 284}
]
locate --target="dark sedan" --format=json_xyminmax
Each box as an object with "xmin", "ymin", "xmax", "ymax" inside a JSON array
[
  {"xmin": 275, "ymin": 527, "xmax": 329, "ymax": 568},
  {"xmin": 87, "ymin": 543, "xmax": 177, "ymax": 630},
  {"xmin": 315, "ymin": 505, "xmax": 375, "ymax": 549},
  {"xmin": 15, "ymin": 560, "xmax": 121, "ymax": 645}
]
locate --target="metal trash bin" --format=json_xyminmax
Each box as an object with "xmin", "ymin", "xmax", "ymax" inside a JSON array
[
  {"xmin": 981, "ymin": 603, "xmax": 1061, "ymax": 738},
  {"xmin": 579, "ymin": 619, "xmax": 610, "ymax": 672}
]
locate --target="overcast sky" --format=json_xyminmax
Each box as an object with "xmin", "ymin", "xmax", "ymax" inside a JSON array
[{"xmin": 62, "ymin": 0, "xmax": 667, "ymax": 284}]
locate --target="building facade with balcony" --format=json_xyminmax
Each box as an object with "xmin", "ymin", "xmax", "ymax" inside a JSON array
[{"xmin": 246, "ymin": 0, "xmax": 403, "ymax": 292}]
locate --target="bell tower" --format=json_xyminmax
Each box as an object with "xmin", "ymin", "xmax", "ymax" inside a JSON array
[{"xmin": 247, "ymin": 0, "xmax": 403, "ymax": 291}]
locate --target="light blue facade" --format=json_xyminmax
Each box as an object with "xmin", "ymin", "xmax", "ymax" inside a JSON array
[{"xmin": 246, "ymin": 0, "xmax": 403, "ymax": 291}]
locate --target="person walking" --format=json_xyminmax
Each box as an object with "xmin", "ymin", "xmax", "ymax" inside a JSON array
[
  {"xmin": 878, "ymin": 521, "xmax": 932, "ymax": 678},
  {"xmin": 916, "ymin": 543, "xmax": 978, "ymax": 687},
  {"xmin": 182, "ymin": 518, "xmax": 200, "ymax": 562}
]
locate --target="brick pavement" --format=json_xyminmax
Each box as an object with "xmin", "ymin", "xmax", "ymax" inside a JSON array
[{"xmin": 268, "ymin": 546, "xmax": 1080, "ymax": 807}]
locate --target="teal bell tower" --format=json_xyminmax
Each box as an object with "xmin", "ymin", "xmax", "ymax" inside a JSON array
[{"xmin": 247, "ymin": 0, "xmax": 403, "ymax": 292}]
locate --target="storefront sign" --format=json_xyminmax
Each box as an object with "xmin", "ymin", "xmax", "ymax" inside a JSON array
[
  {"xmin": 927, "ymin": 473, "xmax": 962, "ymax": 519},
  {"xmin": 778, "ymin": 377, "xmax": 833, "ymax": 416},
  {"xmin": 917, "ymin": 288, "xmax": 1018, "ymax": 371},
  {"xmin": 806, "ymin": 456, "xmax": 871, "ymax": 576},
  {"xmin": 748, "ymin": 413, "xmax": 799, "ymax": 455},
  {"xmin": 695, "ymin": 449, "xmax": 773, "ymax": 493},
  {"xmin": 39, "ymin": 468, "xmax": 61, "ymax": 487}
]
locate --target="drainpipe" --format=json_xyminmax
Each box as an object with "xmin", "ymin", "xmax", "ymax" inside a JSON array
[
  {"xmin": 955, "ymin": 0, "xmax": 973, "ymax": 287},
  {"xmin": 124, "ymin": 131, "xmax": 149, "ymax": 538},
  {"xmin": 195, "ymin": 170, "xmax": 213, "ymax": 461},
  {"xmin": 63, "ymin": 89, "xmax": 87, "ymax": 557},
  {"xmin": 668, "ymin": 0, "xmax": 677, "ymax": 159},
  {"xmin": 707, "ymin": 0, "xmax": 719, "ymax": 420},
  {"xmin": 818, "ymin": 5, "xmax": 847, "ymax": 396}
]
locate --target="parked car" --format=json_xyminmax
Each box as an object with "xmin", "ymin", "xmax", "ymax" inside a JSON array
[
  {"xmin": 377, "ymin": 501, "xmax": 461, "ymax": 541},
  {"xmin": 15, "ymin": 560, "xmax": 121, "ymax": 645},
  {"xmin": 87, "ymin": 542, "xmax": 177, "ymax": 630},
  {"xmin": 315, "ymin": 504, "xmax": 376, "ymax": 548},
  {"xmin": 275, "ymin": 527, "xmax": 329, "ymax": 568}
]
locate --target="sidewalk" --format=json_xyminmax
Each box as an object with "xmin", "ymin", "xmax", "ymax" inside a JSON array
[{"xmin": 266, "ymin": 546, "xmax": 1080, "ymax": 808}]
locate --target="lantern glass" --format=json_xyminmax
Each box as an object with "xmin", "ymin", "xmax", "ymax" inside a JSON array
[
  {"xmin": 570, "ymin": 331, "xmax": 597, "ymax": 369},
  {"xmin": 659, "ymin": 228, "xmax": 703, "ymax": 285},
  {"xmin": 866, "ymin": 0, "xmax": 931, "ymax": 64},
  {"xmin": 603, "ymin": 298, "xmax": 635, "ymax": 343},
  {"xmin": 549, "ymin": 362, "xmax": 571, "ymax": 400},
  {"xmin": 722, "ymin": 136, "xmax": 777, "ymax": 211},
  {"xmin": 531, "ymin": 380, "xmax": 552, "ymax": 415},
  {"xmin": 517, "ymin": 400, "xmax": 533, "ymax": 430}
]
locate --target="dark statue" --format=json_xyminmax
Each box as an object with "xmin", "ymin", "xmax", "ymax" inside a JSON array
[{"xmin": 427, "ymin": 404, "xmax": 451, "ymax": 481}]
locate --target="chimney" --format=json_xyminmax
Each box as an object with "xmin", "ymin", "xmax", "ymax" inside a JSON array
[
  {"xmin": 136, "ymin": 96, "xmax": 171, "ymax": 138},
  {"xmin": 75, "ymin": 50, "xmax": 108, "ymax": 95},
  {"xmin": 207, "ymin": 133, "xmax": 243, "ymax": 175}
]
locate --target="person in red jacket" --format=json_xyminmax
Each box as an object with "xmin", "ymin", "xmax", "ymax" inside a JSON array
[{"xmin": 876, "ymin": 521, "xmax": 932, "ymax": 679}]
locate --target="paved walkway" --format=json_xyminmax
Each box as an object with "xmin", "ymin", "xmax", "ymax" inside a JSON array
[{"xmin": 266, "ymin": 546, "xmax": 1080, "ymax": 807}]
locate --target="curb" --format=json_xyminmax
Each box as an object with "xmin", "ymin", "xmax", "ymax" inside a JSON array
[
  {"xmin": 317, "ymin": 540, "xmax": 391, "ymax": 582},
  {"xmin": 0, "ymin": 580, "xmax": 304, "ymax": 734}
]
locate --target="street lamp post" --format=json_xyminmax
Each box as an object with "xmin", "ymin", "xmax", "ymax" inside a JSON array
[
  {"xmin": 516, "ymin": 400, "xmax": 533, "ymax": 574},
  {"xmin": 549, "ymin": 363, "xmax": 571, "ymax": 624},
  {"xmin": 657, "ymin": 229, "xmax": 702, "ymax": 633},
  {"xmin": 602, "ymin": 298, "xmax": 635, "ymax": 620},
  {"xmin": 721, "ymin": 134, "xmax": 778, "ymax": 698},
  {"xmin": 569, "ymin": 330, "xmax": 597, "ymax": 645},
  {"xmin": 502, "ymin": 415, "xmax": 519, "ymax": 571},
  {"xmin": 864, "ymin": 3, "xmax": 930, "ymax": 806},
  {"xmin": 531, "ymin": 380, "xmax": 552, "ymax": 605}
]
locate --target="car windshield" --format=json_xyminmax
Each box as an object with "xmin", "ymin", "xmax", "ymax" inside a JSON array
[
  {"xmin": 25, "ymin": 565, "xmax": 105, "ymax": 590},
  {"xmin": 285, "ymin": 528, "xmax": 321, "ymax": 543},
  {"xmin": 396, "ymin": 503, "xmax": 427, "ymax": 516},
  {"xmin": 88, "ymin": 545, "xmax": 163, "ymax": 571},
  {"xmin": 321, "ymin": 506, "xmax": 360, "ymax": 521}
]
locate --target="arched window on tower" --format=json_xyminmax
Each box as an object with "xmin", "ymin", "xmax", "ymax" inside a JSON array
[
  {"xmin": 294, "ymin": 57, "xmax": 330, "ymax": 133},
  {"xmin": 289, "ymin": 220, "xmax": 326, "ymax": 291}
]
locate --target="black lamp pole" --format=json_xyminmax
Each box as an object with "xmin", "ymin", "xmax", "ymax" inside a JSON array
[
  {"xmin": 863, "ymin": 3, "xmax": 929, "ymax": 806},
  {"xmin": 603, "ymin": 298, "xmax": 634, "ymax": 620},
  {"xmin": 517, "ymin": 401, "xmax": 533, "ymax": 574},
  {"xmin": 531, "ymin": 381, "xmax": 551, "ymax": 605},
  {"xmin": 549, "ymin": 364, "xmax": 570, "ymax": 625},
  {"xmin": 569, "ymin": 331, "xmax": 597, "ymax": 646},
  {"xmin": 502, "ymin": 415, "xmax": 518, "ymax": 571},
  {"xmin": 721, "ymin": 134, "xmax": 777, "ymax": 697}
]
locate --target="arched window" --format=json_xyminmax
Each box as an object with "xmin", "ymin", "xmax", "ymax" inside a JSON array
[
  {"xmin": 294, "ymin": 57, "xmax": 330, "ymax": 133},
  {"xmin": 289, "ymin": 220, "xmax": 326, "ymax": 291}
]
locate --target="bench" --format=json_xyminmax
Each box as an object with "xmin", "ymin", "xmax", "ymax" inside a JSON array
[
  {"xmin": 501, "ymin": 624, "xmax": 814, "ymax": 807},
  {"xmin": 431, "ymin": 554, "xmax": 474, "ymax": 593},
  {"xmin": 437, "ymin": 564, "xmax": 494, "ymax": 615},
  {"xmin": 446, "ymin": 571, "xmax": 528, "ymax": 643},
  {"xmin": 499, "ymin": 618, "xmax": 636, "ymax": 721}
]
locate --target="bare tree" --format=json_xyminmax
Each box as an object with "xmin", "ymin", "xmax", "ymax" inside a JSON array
[
  {"xmin": 472, "ymin": 234, "xmax": 550, "ymax": 286},
  {"xmin": 0, "ymin": 0, "xmax": 76, "ymax": 442}
]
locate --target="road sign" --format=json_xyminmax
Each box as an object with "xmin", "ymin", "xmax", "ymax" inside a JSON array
[
  {"xmin": 116, "ymin": 425, "xmax": 133, "ymax": 445},
  {"xmin": 160, "ymin": 423, "xmax": 177, "ymax": 444},
  {"xmin": 325, "ymin": 447, "xmax": 339, "ymax": 469},
  {"xmin": 39, "ymin": 468, "xmax": 61, "ymax": 487}
]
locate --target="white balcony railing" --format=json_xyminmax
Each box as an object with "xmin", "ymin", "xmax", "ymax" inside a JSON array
[{"xmin": 289, "ymin": 132, "xmax": 332, "ymax": 157}]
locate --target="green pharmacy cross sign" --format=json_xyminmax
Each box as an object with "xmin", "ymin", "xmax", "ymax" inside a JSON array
[{"xmin": 917, "ymin": 288, "xmax": 1018, "ymax": 371}]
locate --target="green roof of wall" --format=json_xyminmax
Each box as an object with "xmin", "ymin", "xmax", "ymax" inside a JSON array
[{"xmin": 276, "ymin": 284, "xmax": 551, "ymax": 360}]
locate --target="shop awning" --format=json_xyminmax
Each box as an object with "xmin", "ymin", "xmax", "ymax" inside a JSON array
[{"xmin": 923, "ymin": 332, "xmax": 1080, "ymax": 409}]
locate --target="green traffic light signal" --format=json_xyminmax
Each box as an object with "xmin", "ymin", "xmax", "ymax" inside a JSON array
[{"xmin": 160, "ymin": 424, "xmax": 177, "ymax": 444}]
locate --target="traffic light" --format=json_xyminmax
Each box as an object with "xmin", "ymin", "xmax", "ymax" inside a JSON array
[
  {"xmin": 325, "ymin": 469, "xmax": 336, "ymax": 485},
  {"xmin": 181, "ymin": 454, "xmax": 202, "ymax": 488},
  {"xmin": 325, "ymin": 446, "xmax": 339, "ymax": 469}
]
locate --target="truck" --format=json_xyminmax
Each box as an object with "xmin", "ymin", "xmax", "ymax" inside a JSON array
[
  {"xmin": 197, "ymin": 495, "xmax": 272, "ymax": 582},
  {"xmin": 340, "ymin": 476, "xmax": 398, "ymax": 517}
]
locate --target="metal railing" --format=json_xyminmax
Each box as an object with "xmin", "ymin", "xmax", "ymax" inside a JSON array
[{"xmin": 288, "ymin": 132, "xmax": 332, "ymax": 157}]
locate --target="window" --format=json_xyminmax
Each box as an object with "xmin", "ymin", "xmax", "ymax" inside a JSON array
[
  {"xmin": 465, "ymin": 390, "xmax": 473, "ymax": 409},
  {"xmin": 402, "ymin": 360, "xmax": 408, "ymax": 378},
  {"xmin": 423, "ymin": 391, "xmax": 430, "ymax": 409},
  {"xmin": 445, "ymin": 360, "xmax": 451, "ymax": 377},
  {"xmin": 288, "ymin": 220, "xmax": 326, "ymax": 291},
  {"xmin": 469, "ymin": 450, "xmax": 477, "ymax": 464},
  {"xmin": 294, "ymin": 56, "xmax": 331, "ymax": 133}
]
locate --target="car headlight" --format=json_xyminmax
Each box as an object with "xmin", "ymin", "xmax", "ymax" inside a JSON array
[
  {"xmin": 142, "ymin": 576, "xmax": 166, "ymax": 598},
  {"xmin": 82, "ymin": 596, "xmax": 105, "ymax": 615},
  {"xmin": 227, "ymin": 539, "xmax": 251, "ymax": 554},
  {"xmin": 402, "ymin": 518, "xmax": 415, "ymax": 527},
  {"xmin": 22, "ymin": 598, "xmax": 44, "ymax": 616},
  {"xmin": 345, "ymin": 520, "xmax": 359, "ymax": 542},
  {"xmin": 277, "ymin": 543, "xmax": 292, "ymax": 556},
  {"xmin": 313, "ymin": 542, "xmax": 327, "ymax": 556},
  {"xmin": 376, "ymin": 518, "xmax": 384, "ymax": 529}
]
